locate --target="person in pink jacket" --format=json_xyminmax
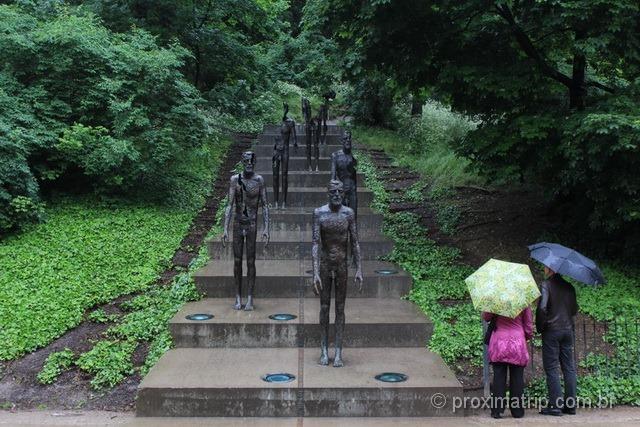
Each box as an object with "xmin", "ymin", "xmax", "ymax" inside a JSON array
[{"xmin": 483, "ymin": 306, "xmax": 534, "ymax": 419}]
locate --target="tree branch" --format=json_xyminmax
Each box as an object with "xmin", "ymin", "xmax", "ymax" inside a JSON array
[
  {"xmin": 586, "ymin": 80, "xmax": 615, "ymax": 94},
  {"xmin": 494, "ymin": 3, "xmax": 573, "ymax": 89}
]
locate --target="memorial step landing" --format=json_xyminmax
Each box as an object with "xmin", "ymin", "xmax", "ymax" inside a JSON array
[
  {"xmin": 265, "ymin": 187, "xmax": 373, "ymax": 207},
  {"xmin": 194, "ymin": 260, "xmax": 411, "ymax": 298},
  {"xmin": 136, "ymin": 348, "xmax": 463, "ymax": 417},
  {"xmin": 255, "ymin": 157, "xmax": 331, "ymax": 171},
  {"xmin": 263, "ymin": 124, "xmax": 343, "ymax": 134},
  {"xmin": 261, "ymin": 171, "xmax": 364, "ymax": 187},
  {"xmin": 170, "ymin": 298, "xmax": 431, "ymax": 348},
  {"xmin": 207, "ymin": 237, "xmax": 393, "ymax": 261},
  {"xmin": 253, "ymin": 144, "xmax": 342, "ymax": 157},
  {"xmin": 258, "ymin": 134, "xmax": 343, "ymax": 145},
  {"xmin": 260, "ymin": 207, "xmax": 383, "ymax": 237}
]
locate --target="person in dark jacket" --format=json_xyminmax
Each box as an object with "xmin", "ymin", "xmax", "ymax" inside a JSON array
[{"xmin": 536, "ymin": 267, "xmax": 578, "ymax": 416}]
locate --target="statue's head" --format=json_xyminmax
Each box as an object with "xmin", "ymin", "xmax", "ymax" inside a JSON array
[
  {"xmin": 327, "ymin": 179, "xmax": 344, "ymax": 207},
  {"xmin": 241, "ymin": 151, "xmax": 256, "ymax": 173},
  {"xmin": 341, "ymin": 130, "xmax": 352, "ymax": 151}
]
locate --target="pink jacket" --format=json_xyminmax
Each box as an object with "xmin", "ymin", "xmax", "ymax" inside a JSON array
[{"xmin": 483, "ymin": 307, "xmax": 533, "ymax": 366}]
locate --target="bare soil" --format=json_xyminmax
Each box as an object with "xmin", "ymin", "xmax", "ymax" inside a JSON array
[{"xmin": 0, "ymin": 133, "xmax": 253, "ymax": 411}]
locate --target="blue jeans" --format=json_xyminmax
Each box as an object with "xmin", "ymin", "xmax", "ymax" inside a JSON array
[{"xmin": 542, "ymin": 329, "xmax": 577, "ymax": 409}]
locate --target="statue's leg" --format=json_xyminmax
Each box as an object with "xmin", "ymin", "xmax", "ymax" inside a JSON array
[
  {"xmin": 282, "ymin": 148, "xmax": 289, "ymax": 209},
  {"xmin": 232, "ymin": 224, "xmax": 244, "ymax": 310},
  {"xmin": 314, "ymin": 139, "xmax": 320, "ymax": 172},
  {"xmin": 306, "ymin": 128, "xmax": 312, "ymax": 171},
  {"xmin": 333, "ymin": 264, "xmax": 348, "ymax": 367},
  {"xmin": 345, "ymin": 187, "xmax": 358, "ymax": 267},
  {"xmin": 322, "ymin": 119, "xmax": 328, "ymax": 145},
  {"xmin": 318, "ymin": 266, "xmax": 333, "ymax": 366},
  {"xmin": 272, "ymin": 156, "xmax": 280, "ymax": 209},
  {"xmin": 244, "ymin": 224, "xmax": 258, "ymax": 311}
]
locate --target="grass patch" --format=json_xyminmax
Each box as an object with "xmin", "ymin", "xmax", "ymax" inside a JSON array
[
  {"xmin": 1, "ymin": 137, "xmax": 231, "ymax": 362},
  {"xmin": 36, "ymin": 348, "xmax": 75, "ymax": 385}
]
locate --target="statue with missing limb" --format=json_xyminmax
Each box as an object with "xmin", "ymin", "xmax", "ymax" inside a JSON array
[
  {"xmin": 302, "ymin": 97, "xmax": 314, "ymax": 171},
  {"xmin": 312, "ymin": 180, "xmax": 363, "ymax": 367},
  {"xmin": 331, "ymin": 130, "xmax": 358, "ymax": 222},
  {"xmin": 223, "ymin": 151, "xmax": 270, "ymax": 311},
  {"xmin": 275, "ymin": 103, "xmax": 297, "ymax": 209},
  {"xmin": 319, "ymin": 90, "xmax": 335, "ymax": 145}
]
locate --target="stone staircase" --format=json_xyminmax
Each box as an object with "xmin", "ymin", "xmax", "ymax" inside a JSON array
[{"xmin": 136, "ymin": 124, "xmax": 463, "ymax": 418}]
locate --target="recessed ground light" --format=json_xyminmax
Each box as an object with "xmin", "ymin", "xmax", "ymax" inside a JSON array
[
  {"xmin": 375, "ymin": 372, "xmax": 408, "ymax": 383},
  {"xmin": 185, "ymin": 313, "xmax": 214, "ymax": 321},
  {"xmin": 262, "ymin": 373, "xmax": 296, "ymax": 383},
  {"xmin": 269, "ymin": 313, "xmax": 298, "ymax": 321},
  {"xmin": 375, "ymin": 269, "xmax": 398, "ymax": 275}
]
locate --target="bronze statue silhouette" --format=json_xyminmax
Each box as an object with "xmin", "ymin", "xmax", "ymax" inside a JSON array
[
  {"xmin": 223, "ymin": 151, "xmax": 270, "ymax": 311},
  {"xmin": 319, "ymin": 90, "xmax": 335, "ymax": 145},
  {"xmin": 274, "ymin": 103, "xmax": 297, "ymax": 209},
  {"xmin": 302, "ymin": 97, "xmax": 315, "ymax": 171},
  {"xmin": 312, "ymin": 180, "xmax": 363, "ymax": 367},
  {"xmin": 331, "ymin": 130, "xmax": 358, "ymax": 221}
]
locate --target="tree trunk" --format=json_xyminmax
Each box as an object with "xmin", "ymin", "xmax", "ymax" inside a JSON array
[
  {"xmin": 570, "ymin": 52, "xmax": 586, "ymax": 110},
  {"xmin": 411, "ymin": 96, "xmax": 423, "ymax": 116}
]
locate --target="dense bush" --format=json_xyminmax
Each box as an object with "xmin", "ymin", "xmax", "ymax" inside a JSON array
[{"xmin": 0, "ymin": 5, "xmax": 210, "ymax": 233}]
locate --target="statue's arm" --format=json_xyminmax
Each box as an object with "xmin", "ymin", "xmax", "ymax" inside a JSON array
[
  {"xmin": 348, "ymin": 209, "xmax": 363, "ymax": 283},
  {"xmin": 259, "ymin": 176, "xmax": 270, "ymax": 238},
  {"xmin": 330, "ymin": 153, "xmax": 337, "ymax": 181},
  {"xmin": 292, "ymin": 120, "xmax": 298, "ymax": 146},
  {"xmin": 223, "ymin": 176, "xmax": 236, "ymax": 239}
]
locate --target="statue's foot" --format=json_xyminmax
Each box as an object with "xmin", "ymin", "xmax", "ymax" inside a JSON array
[
  {"xmin": 244, "ymin": 296, "xmax": 254, "ymax": 311},
  {"xmin": 319, "ymin": 352, "xmax": 329, "ymax": 366},
  {"xmin": 281, "ymin": 202, "xmax": 286, "ymax": 210},
  {"xmin": 315, "ymin": 166, "xmax": 319, "ymax": 172},
  {"xmin": 333, "ymin": 348, "xmax": 344, "ymax": 367},
  {"xmin": 233, "ymin": 297, "xmax": 242, "ymax": 311},
  {"xmin": 274, "ymin": 202, "xmax": 279, "ymax": 210}
]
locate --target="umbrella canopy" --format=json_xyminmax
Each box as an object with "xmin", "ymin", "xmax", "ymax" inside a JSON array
[
  {"xmin": 465, "ymin": 258, "xmax": 540, "ymax": 318},
  {"xmin": 528, "ymin": 242, "xmax": 606, "ymax": 286}
]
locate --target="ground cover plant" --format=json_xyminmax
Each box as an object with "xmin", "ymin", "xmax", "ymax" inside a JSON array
[
  {"xmin": 0, "ymin": 134, "xmax": 230, "ymax": 363},
  {"xmin": 356, "ymin": 129, "xmax": 640, "ymax": 405}
]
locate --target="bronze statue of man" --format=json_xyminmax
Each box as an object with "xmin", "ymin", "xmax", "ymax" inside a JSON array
[
  {"xmin": 319, "ymin": 90, "xmax": 335, "ymax": 145},
  {"xmin": 223, "ymin": 151, "xmax": 270, "ymax": 311},
  {"xmin": 302, "ymin": 97, "xmax": 315, "ymax": 171},
  {"xmin": 312, "ymin": 180, "xmax": 363, "ymax": 367},
  {"xmin": 331, "ymin": 130, "xmax": 358, "ymax": 221},
  {"xmin": 275, "ymin": 103, "xmax": 297, "ymax": 209}
]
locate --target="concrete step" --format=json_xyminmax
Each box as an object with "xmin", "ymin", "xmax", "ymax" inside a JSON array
[
  {"xmin": 265, "ymin": 187, "xmax": 373, "ymax": 207},
  {"xmin": 255, "ymin": 157, "xmax": 331, "ymax": 171},
  {"xmin": 207, "ymin": 235, "xmax": 393, "ymax": 260},
  {"xmin": 259, "ymin": 207, "xmax": 383, "ymax": 236},
  {"xmin": 194, "ymin": 260, "xmax": 411, "ymax": 298},
  {"xmin": 263, "ymin": 124, "xmax": 343, "ymax": 134},
  {"xmin": 261, "ymin": 171, "xmax": 364, "ymax": 188},
  {"xmin": 136, "ymin": 348, "xmax": 463, "ymax": 417},
  {"xmin": 258, "ymin": 134, "xmax": 343, "ymax": 145},
  {"xmin": 170, "ymin": 298, "xmax": 431, "ymax": 348},
  {"xmin": 253, "ymin": 144, "xmax": 342, "ymax": 157}
]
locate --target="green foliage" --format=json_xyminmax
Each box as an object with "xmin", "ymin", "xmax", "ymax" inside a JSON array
[
  {"xmin": 75, "ymin": 339, "xmax": 136, "ymax": 389},
  {"xmin": 0, "ymin": 197, "xmax": 194, "ymax": 360},
  {"xmin": 358, "ymin": 150, "xmax": 480, "ymax": 365},
  {"xmin": 87, "ymin": 309, "xmax": 120, "ymax": 324},
  {"xmin": 326, "ymin": 0, "xmax": 640, "ymax": 258},
  {"xmin": 0, "ymin": 4, "xmax": 211, "ymax": 231},
  {"xmin": 37, "ymin": 348, "xmax": 75, "ymax": 385}
]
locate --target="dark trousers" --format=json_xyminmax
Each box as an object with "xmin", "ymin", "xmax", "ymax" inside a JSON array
[
  {"xmin": 542, "ymin": 329, "xmax": 577, "ymax": 410},
  {"xmin": 491, "ymin": 362, "xmax": 525, "ymax": 418}
]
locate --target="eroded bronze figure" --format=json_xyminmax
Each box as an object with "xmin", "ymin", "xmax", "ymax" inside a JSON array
[
  {"xmin": 274, "ymin": 103, "xmax": 297, "ymax": 209},
  {"xmin": 223, "ymin": 151, "xmax": 270, "ymax": 311},
  {"xmin": 331, "ymin": 130, "xmax": 358, "ymax": 221},
  {"xmin": 312, "ymin": 180, "xmax": 363, "ymax": 367}
]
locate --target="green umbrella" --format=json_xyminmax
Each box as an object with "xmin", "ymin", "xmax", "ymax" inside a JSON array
[{"xmin": 465, "ymin": 258, "xmax": 540, "ymax": 318}]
